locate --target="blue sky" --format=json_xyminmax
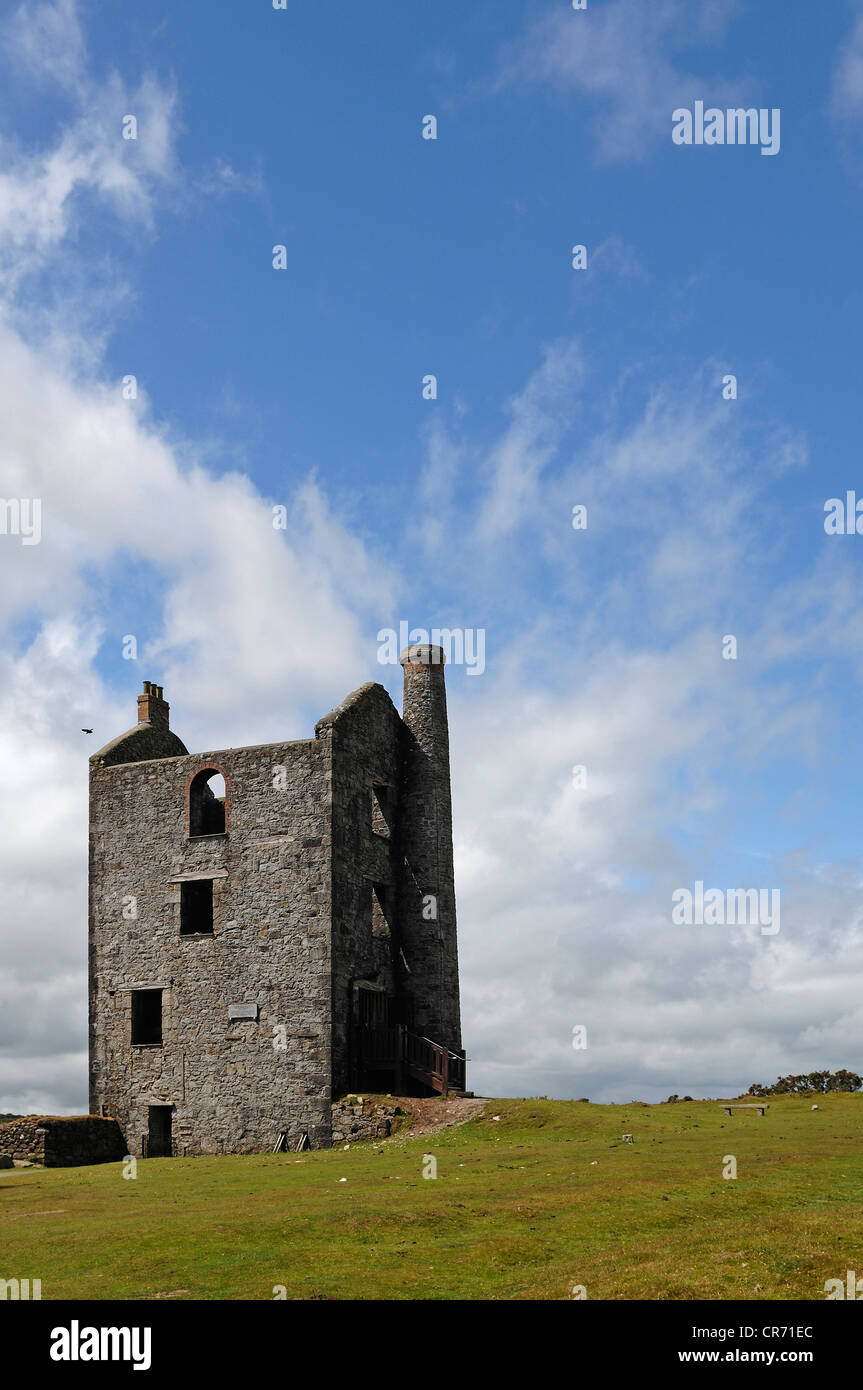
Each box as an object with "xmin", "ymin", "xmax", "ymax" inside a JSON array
[{"xmin": 4, "ymin": 0, "xmax": 863, "ymax": 1110}]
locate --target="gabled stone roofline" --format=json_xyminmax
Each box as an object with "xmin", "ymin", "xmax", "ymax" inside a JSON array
[
  {"xmin": 91, "ymin": 678, "xmax": 400, "ymax": 770},
  {"xmin": 314, "ymin": 680, "xmax": 400, "ymax": 735}
]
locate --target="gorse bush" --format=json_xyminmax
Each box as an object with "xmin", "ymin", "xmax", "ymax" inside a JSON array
[{"xmin": 747, "ymin": 1070, "xmax": 862, "ymax": 1097}]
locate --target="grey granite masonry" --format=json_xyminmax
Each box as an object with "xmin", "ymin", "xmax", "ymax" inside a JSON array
[{"xmin": 88, "ymin": 656, "xmax": 463, "ymax": 1157}]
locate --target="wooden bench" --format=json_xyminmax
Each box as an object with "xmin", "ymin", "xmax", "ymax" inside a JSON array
[{"xmin": 720, "ymin": 1103, "xmax": 768, "ymax": 1117}]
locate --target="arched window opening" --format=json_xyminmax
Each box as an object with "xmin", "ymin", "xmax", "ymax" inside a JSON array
[{"xmin": 189, "ymin": 769, "xmax": 227, "ymax": 837}]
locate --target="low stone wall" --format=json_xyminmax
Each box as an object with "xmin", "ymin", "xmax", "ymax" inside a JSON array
[
  {"xmin": 331, "ymin": 1098, "xmax": 405, "ymax": 1145},
  {"xmin": 0, "ymin": 1115, "xmax": 126, "ymax": 1167}
]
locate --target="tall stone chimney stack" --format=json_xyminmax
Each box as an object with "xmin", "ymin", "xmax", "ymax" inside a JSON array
[{"xmin": 398, "ymin": 643, "xmax": 462, "ymax": 1052}]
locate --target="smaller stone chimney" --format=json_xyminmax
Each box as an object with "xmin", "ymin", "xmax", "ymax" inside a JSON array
[{"xmin": 137, "ymin": 681, "xmax": 169, "ymax": 727}]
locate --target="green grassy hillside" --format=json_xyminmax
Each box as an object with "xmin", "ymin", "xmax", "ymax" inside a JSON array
[{"xmin": 2, "ymin": 1094, "xmax": 861, "ymax": 1300}]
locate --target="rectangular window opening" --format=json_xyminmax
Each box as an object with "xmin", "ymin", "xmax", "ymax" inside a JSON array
[
  {"xmin": 372, "ymin": 883, "xmax": 392, "ymax": 938},
  {"xmin": 180, "ymin": 879, "xmax": 214, "ymax": 935},
  {"xmin": 371, "ymin": 783, "xmax": 392, "ymax": 839},
  {"xmin": 131, "ymin": 989, "xmax": 163, "ymax": 1046}
]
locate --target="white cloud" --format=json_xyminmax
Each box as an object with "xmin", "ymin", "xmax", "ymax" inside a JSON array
[
  {"xmin": 0, "ymin": 29, "xmax": 179, "ymax": 288},
  {"xmin": 473, "ymin": 339, "xmax": 586, "ymax": 545},
  {"xmin": 453, "ymin": 648, "xmax": 863, "ymax": 1102},
  {"xmin": 831, "ymin": 2, "xmax": 863, "ymax": 119},
  {"xmin": 193, "ymin": 158, "xmax": 265, "ymax": 201},
  {"xmin": 0, "ymin": 318, "xmax": 398, "ymax": 726},
  {"xmin": 498, "ymin": 0, "xmax": 744, "ymax": 163},
  {"xmin": 5, "ymin": 0, "xmax": 87, "ymax": 97},
  {"xmin": 588, "ymin": 235, "xmax": 648, "ymax": 281}
]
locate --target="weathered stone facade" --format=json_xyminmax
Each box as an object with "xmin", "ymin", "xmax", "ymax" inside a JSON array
[
  {"xmin": 89, "ymin": 654, "xmax": 462, "ymax": 1157},
  {"xmin": 0, "ymin": 1115, "xmax": 125, "ymax": 1167}
]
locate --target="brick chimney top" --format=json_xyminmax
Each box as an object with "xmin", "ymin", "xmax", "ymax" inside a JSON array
[{"xmin": 137, "ymin": 681, "xmax": 170, "ymax": 727}]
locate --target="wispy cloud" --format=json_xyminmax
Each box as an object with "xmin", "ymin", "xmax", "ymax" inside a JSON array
[
  {"xmin": 589, "ymin": 235, "xmax": 648, "ymax": 281},
  {"xmin": 193, "ymin": 157, "xmax": 266, "ymax": 201},
  {"xmin": 5, "ymin": 0, "xmax": 88, "ymax": 97},
  {"xmin": 0, "ymin": 0, "xmax": 179, "ymax": 291},
  {"xmin": 831, "ymin": 1, "xmax": 863, "ymax": 119},
  {"xmin": 474, "ymin": 339, "xmax": 586, "ymax": 545},
  {"xmin": 497, "ymin": 0, "xmax": 743, "ymax": 163},
  {"xmin": 0, "ymin": 0, "xmax": 265, "ymax": 298}
]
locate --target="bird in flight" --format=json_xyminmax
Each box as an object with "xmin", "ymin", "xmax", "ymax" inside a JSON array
[{"xmin": 81, "ymin": 728, "xmax": 93, "ymax": 734}]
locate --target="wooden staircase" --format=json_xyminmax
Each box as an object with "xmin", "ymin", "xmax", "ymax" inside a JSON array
[{"xmin": 356, "ymin": 1024, "xmax": 466, "ymax": 1096}]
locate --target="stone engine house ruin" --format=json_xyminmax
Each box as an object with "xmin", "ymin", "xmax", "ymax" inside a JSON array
[{"xmin": 88, "ymin": 646, "xmax": 464, "ymax": 1157}]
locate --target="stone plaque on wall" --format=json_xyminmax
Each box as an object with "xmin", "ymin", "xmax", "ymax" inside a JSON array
[{"xmin": 228, "ymin": 1003, "xmax": 259, "ymax": 1021}]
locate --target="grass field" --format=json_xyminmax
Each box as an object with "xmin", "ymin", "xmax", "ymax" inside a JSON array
[{"xmin": 2, "ymin": 1093, "xmax": 862, "ymax": 1300}]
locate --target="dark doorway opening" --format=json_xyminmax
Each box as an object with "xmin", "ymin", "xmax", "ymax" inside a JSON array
[
  {"xmin": 352, "ymin": 984, "xmax": 401, "ymax": 1092},
  {"xmin": 147, "ymin": 1105, "xmax": 173, "ymax": 1158}
]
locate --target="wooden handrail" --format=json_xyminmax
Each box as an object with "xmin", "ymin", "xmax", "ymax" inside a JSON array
[{"xmin": 356, "ymin": 1025, "xmax": 466, "ymax": 1095}]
